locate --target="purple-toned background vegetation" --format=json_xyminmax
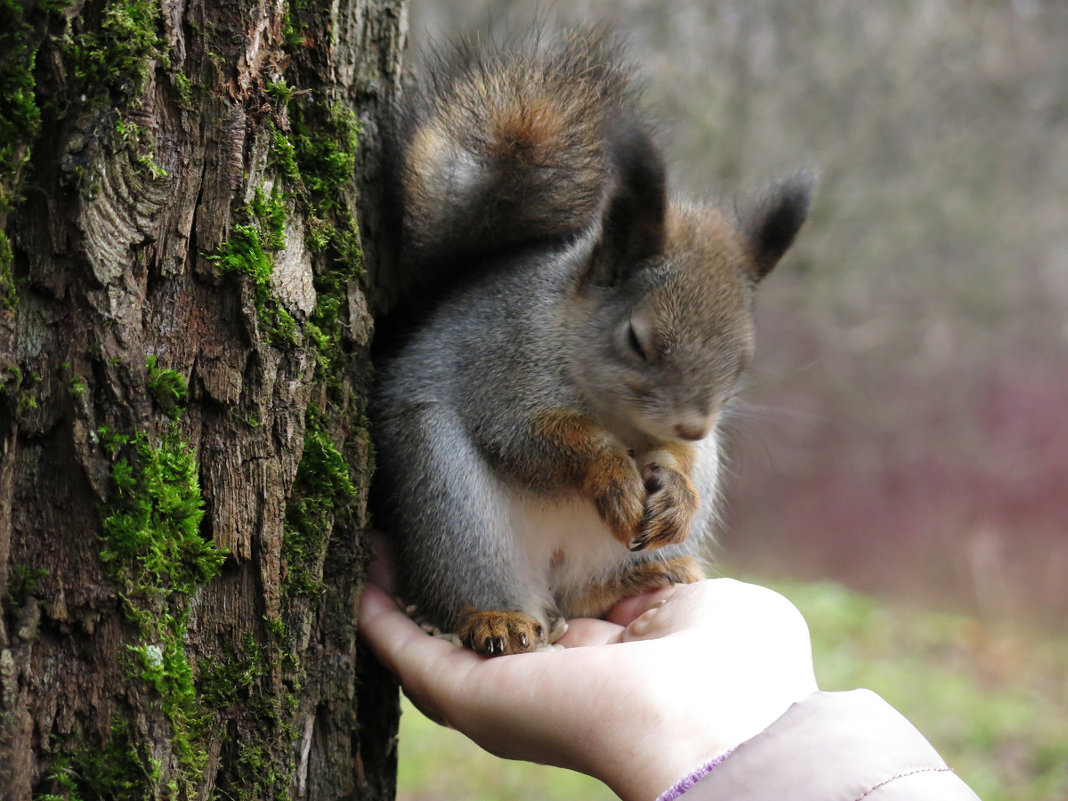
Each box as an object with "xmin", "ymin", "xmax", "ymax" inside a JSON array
[{"xmin": 726, "ymin": 317, "xmax": 1068, "ymax": 624}]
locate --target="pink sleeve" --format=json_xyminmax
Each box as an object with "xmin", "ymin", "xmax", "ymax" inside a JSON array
[{"xmin": 658, "ymin": 690, "xmax": 982, "ymax": 801}]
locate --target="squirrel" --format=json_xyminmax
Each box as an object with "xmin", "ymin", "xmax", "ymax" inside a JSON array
[{"xmin": 372, "ymin": 32, "xmax": 812, "ymax": 656}]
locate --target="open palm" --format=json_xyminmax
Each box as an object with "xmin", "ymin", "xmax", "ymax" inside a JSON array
[{"xmin": 359, "ymin": 576, "xmax": 817, "ymax": 801}]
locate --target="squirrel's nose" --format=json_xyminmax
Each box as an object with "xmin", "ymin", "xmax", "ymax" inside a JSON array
[{"xmin": 673, "ymin": 422, "xmax": 707, "ymax": 441}]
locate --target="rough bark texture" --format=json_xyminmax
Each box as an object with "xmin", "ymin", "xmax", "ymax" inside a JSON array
[{"xmin": 0, "ymin": 0, "xmax": 406, "ymax": 798}]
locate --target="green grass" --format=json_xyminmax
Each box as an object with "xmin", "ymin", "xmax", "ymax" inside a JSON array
[{"xmin": 396, "ymin": 578, "xmax": 1068, "ymax": 801}]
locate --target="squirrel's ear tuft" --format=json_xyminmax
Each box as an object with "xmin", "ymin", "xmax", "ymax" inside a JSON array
[
  {"xmin": 738, "ymin": 171, "xmax": 814, "ymax": 280},
  {"xmin": 588, "ymin": 113, "xmax": 667, "ymax": 284}
]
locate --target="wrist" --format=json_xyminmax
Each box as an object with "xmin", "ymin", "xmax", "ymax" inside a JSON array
[
  {"xmin": 593, "ymin": 673, "xmax": 811, "ymax": 801},
  {"xmin": 595, "ymin": 720, "xmax": 738, "ymax": 801}
]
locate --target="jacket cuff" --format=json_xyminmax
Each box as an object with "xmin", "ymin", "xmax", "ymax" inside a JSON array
[
  {"xmin": 665, "ymin": 690, "xmax": 980, "ymax": 801},
  {"xmin": 654, "ymin": 749, "xmax": 734, "ymax": 801}
]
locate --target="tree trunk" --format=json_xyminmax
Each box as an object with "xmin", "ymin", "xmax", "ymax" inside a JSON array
[{"xmin": 0, "ymin": 0, "xmax": 407, "ymax": 798}]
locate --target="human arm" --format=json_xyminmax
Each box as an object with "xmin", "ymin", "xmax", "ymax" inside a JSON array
[{"xmin": 358, "ymin": 571, "xmax": 982, "ymax": 800}]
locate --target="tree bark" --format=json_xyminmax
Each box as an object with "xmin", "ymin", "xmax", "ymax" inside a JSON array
[{"xmin": 0, "ymin": 0, "xmax": 406, "ymax": 798}]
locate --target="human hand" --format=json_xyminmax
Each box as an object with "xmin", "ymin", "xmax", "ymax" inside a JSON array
[{"xmin": 358, "ymin": 572, "xmax": 817, "ymax": 801}]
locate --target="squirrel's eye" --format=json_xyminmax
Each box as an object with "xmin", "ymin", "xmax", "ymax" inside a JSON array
[{"xmin": 627, "ymin": 323, "xmax": 647, "ymax": 361}]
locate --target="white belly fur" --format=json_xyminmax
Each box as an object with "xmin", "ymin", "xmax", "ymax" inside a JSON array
[{"xmin": 506, "ymin": 490, "xmax": 636, "ymax": 620}]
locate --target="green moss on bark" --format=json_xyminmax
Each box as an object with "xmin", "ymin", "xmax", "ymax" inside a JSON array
[
  {"xmin": 90, "ymin": 417, "xmax": 227, "ymax": 798},
  {"xmin": 283, "ymin": 406, "xmax": 356, "ymax": 597},
  {"xmin": 209, "ymin": 222, "xmax": 298, "ymax": 348},
  {"xmin": 115, "ymin": 115, "xmax": 169, "ymax": 179},
  {"xmin": 69, "ymin": 0, "xmax": 166, "ymax": 106},
  {"xmin": 271, "ymin": 91, "xmax": 366, "ymax": 599},
  {"xmin": 38, "ymin": 713, "xmax": 161, "ymax": 801},
  {"xmin": 281, "ymin": 97, "xmax": 365, "ymax": 400},
  {"xmin": 0, "ymin": 0, "xmax": 61, "ymax": 310},
  {"xmin": 3, "ymin": 564, "xmax": 49, "ymax": 615},
  {"xmin": 146, "ymin": 355, "xmax": 188, "ymax": 420},
  {"xmin": 187, "ymin": 6, "xmax": 374, "ymax": 796},
  {"xmin": 0, "ymin": 230, "xmax": 15, "ymax": 310},
  {"xmin": 197, "ymin": 632, "xmax": 298, "ymax": 801},
  {"xmin": 99, "ymin": 427, "xmax": 223, "ymax": 597}
]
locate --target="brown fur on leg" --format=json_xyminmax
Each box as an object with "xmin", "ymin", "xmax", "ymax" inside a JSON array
[
  {"xmin": 619, "ymin": 555, "xmax": 705, "ymax": 594},
  {"xmin": 567, "ymin": 556, "xmax": 705, "ymax": 619}
]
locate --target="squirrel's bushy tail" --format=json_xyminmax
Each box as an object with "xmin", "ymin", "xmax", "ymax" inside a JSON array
[{"xmin": 391, "ymin": 32, "xmax": 661, "ymax": 283}]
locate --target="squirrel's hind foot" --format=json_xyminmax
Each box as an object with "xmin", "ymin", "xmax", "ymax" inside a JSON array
[{"xmin": 456, "ymin": 607, "xmax": 548, "ymax": 656}]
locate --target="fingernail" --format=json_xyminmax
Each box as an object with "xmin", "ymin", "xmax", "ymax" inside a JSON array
[{"xmin": 627, "ymin": 600, "xmax": 666, "ymax": 638}]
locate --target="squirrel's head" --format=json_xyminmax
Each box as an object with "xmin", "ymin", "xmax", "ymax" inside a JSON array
[{"xmin": 571, "ymin": 174, "xmax": 812, "ymax": 443}]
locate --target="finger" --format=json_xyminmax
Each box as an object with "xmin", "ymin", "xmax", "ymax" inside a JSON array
[
  {"xmin": 356, "ymin": 582, "xmax": 418, "ymax": 675},
  {"xmin": 619, "ymin": 581, "xmax": 721, "ymax": 642},
  {"xmin": 358, "ymin": 583, "xmax": 494, "ymax": 728},
  {"xmin": 357, "ymin": 583, "xmax": 468, "ymax": 681},
  {"xmin": 556, "ymin": 617, "xmax": 625, "ymax": 648},
  {"xmin": 604, "ymin": 584, "xmax": 680, "ymax": 627}
]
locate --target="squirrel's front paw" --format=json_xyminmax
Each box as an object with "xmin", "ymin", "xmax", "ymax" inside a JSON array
[
  {"xmin": 584, "ymin": 451, "xmax": 646, "ymax": 548},
  {"xmin": 456, "ymin": 608, "xmax": 547, "ymax": 656},
  {"xmin": 630, "ymin": 461, "xmax": 699, "ymax": 551}
]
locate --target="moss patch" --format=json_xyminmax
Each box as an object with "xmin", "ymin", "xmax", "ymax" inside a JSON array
[
  {"xmin": 3, "ymin": 564, "xmax": 49, "ymax": 615},
  {"xmin": 209, "ymin": 224, "xmax": 298, "ymax": 347},
  {"xmin": 209, "ymin": 186, "xmax": 298, "ymax": 347},
  {"xmin": 197, "ymin": 633, "xmax": 297, "ymax": 801},
  {"xmin": 250, "ymin": 185, "xmax": 288, "ymax": 252},
  {"xmin": 146, "ymin": 355, "xmax": 187, "ymax": 419},
  {"xmin": 99, "ymin": 427, "xmax": 222, "ymax": 595},
  {"xmin": 68, "ymin": 0, "xmax": 166, "ymax": 107},
  {"xmin": 114, "ymin": 115, "xmax": 169, "ymax": 180},
  {"xmin": 0, "ymin": 0, "xmax": 62, "ymax": 310},
  {"xmin": 186, "ymin": 13, "xmax": 371, "ymax": 798},
  {"xmin": 38, "ymin": 713, "xmax": 161, "ymax": 801},
  {"xmin": 0, "ymin": 1, "xmax": 43, "ymax": 176},
  {"xmin": 271, "ymin": 91, "xmax": 366, "ymax": 600},
  {"xmin": 93, "ymin": 420, "xmax": 227, "ymax": 797},
  {"xmin": 281, "ymin": 0, "xmax": 315, "ymax": 50},
  {"xmin": 282, "ymin": 406, "xmax": 356, "ymax": 597},
  {"xmin": 284, "ymin": 97, "xmax": 364, "ymax": 398},
  {"xmin": 2, "ymin": 365, "xmax": 40, "ymax": 421},
  {"xmin": 289, "ymin": 100, "xmax": 363, "ymax": 282},
  {"xmin": 0, "ymin": 230, "xmax": 15, "ymax": 311}
]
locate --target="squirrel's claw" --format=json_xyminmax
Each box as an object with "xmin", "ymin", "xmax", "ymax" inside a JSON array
[{"xmin": 629, "ymin": 534, "xmax": 651, "ymax": 552}]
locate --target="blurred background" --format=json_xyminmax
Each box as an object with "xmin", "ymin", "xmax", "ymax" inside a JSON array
[{"xmin": 398, "ymin": 2, "xmax": 1068, "ymax": 800}]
